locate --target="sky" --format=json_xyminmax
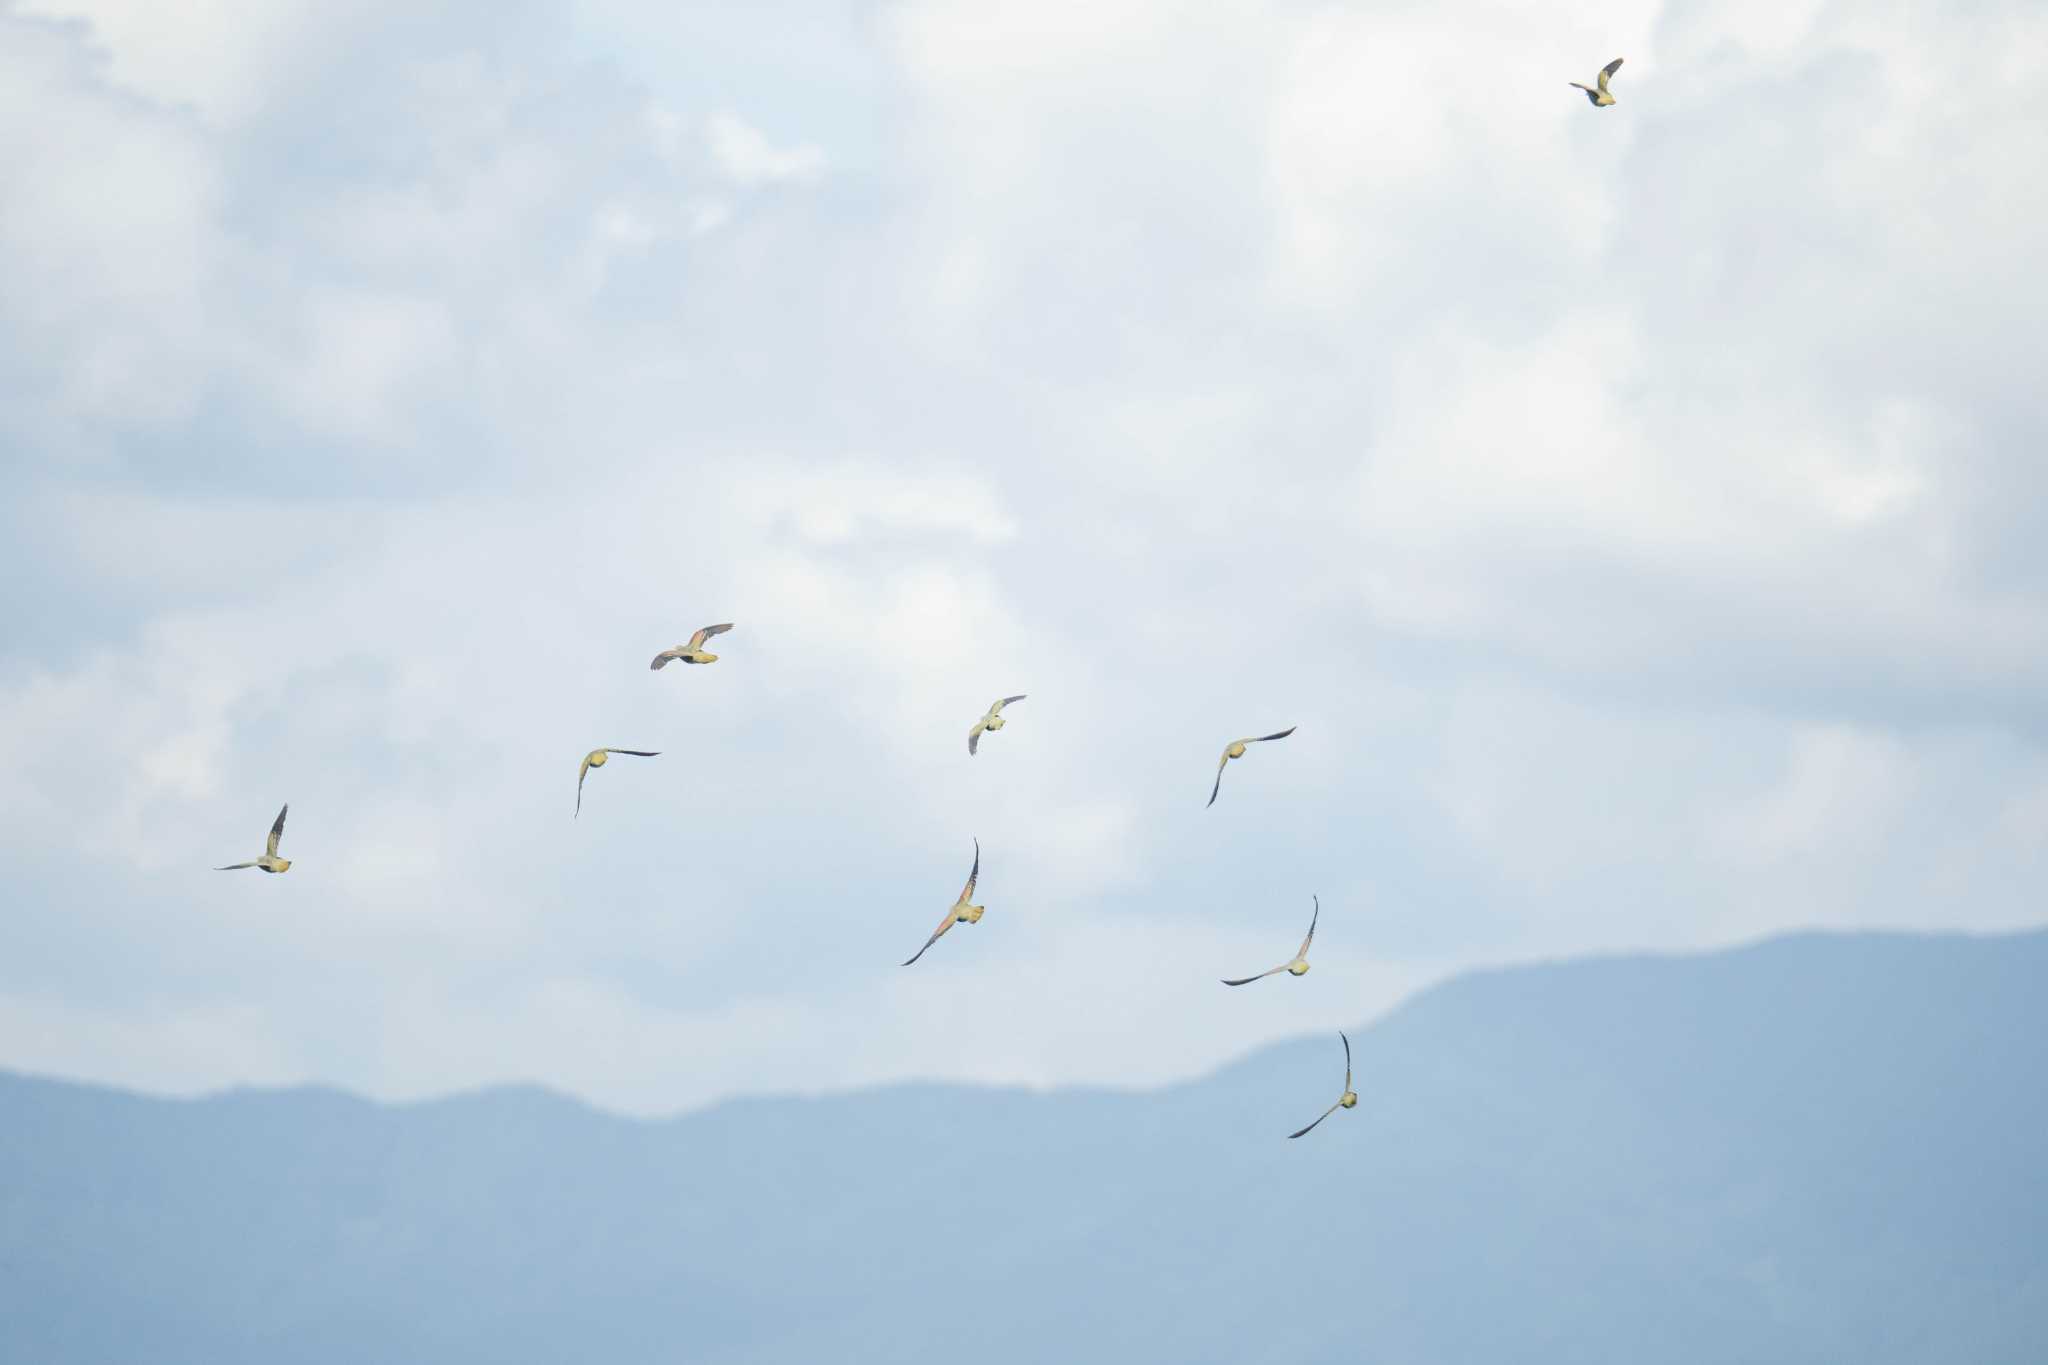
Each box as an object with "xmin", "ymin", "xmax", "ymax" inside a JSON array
[{"xmin": 1, "ymin": 0, "xmax": 2043, "ymax": 1118}]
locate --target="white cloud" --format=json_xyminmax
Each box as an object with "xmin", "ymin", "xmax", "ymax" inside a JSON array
[
  {"xmin": 2, "ymin": 0, "xmax": 2044, "ymax": 1116},
  {"xmin": 705, "ymin": 110, "xmax": 824, "ymax": 186}
]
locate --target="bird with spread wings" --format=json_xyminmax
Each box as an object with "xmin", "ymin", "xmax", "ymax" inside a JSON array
[
  {"xmin": 576, "ymin": 748, "xmax": 660, "ymax": 817},
  {"xmin": 1570, "ymin": 57, "xmax": 1624, "ymax": 107},
  {"xmin": 214, "ymin": 803, "xmax": 292, "ymax": 874},
  {"xmin": 650, "ymin": 623, "xmax": 735, "ymax": 669},
  {"xmin": 1288, "ymin": 1031, "xmax": 1359, "ymax": 1140},
  {"xmin": 903, "ymin": 839, "xmax": 986, "ymax": 965},
  {"xmin": 968, "ymin": 695, "xmax": 1027, "ymax": 756},
  {"xmin": 1222, "ymin": 896, "xmax": 1320, "ymax": 987},
  {"xmin": 1209, "ymin": 727, "xmax": 1297, "ymax": 807}
]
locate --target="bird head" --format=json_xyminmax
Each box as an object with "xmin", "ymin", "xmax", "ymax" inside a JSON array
[
  {"xmin": 272, "ymin": 859, "xmax": 292, "ymax": 873},
  {"xmin": 987, "ymin": 715, "xmax": 1005, "ymax": 730},
  {"xmin": 697, "ymin": 651, "xmax": 719, "ymax": 664},
  {"xmin": 963, "ymin": 903, "xmax": 985, "ymax": 924}
]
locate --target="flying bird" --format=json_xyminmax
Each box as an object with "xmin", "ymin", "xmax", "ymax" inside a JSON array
[
  {"xmin": 576, "ymin": 748, "xmax": 660, "ymax": 817},
  {"xmin": 1570, "ymin": 57, "xmax": 1624, "ymax": 107},
  {"xmin": 1287, "ymin": 1031, "xmax": 1358, "ymax": 1140},
  {"xmin": 650, "ymin": 623, "xmax": 735, "ymax": 669},
  {"xmin": 1208, "ymin": 726, "xmax": 1297, "ymax": 807},
  {"xmin": 968, "ymin": 695, "xmax": 1027, "ymax": 756},
  {"xmin": 214, "ymin": 803, "xmax": 292, "ymax": 874},
  {"xmin": 902, "ymin": 838, "xmax": 986, "ymax": 965},
  {"xmin": 1222, "ymin": 895, "xmax": 1320, "ymax": 987}
]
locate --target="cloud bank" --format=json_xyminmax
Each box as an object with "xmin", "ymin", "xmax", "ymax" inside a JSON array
[{"xmin": 2, "ymin": 0, "xmax": 2043, "ymax": 1114}]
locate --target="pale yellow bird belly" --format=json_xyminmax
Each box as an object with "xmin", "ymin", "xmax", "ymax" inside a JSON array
[
  {"xmin": 961, "ymin": 904, "xmax": 984, "ymax": 924},
  {"xmin": 588, "ymin": 751, "xmax": 608, "ymax": 768},
  {"xmin": 1288, "ymin": 961, "xmax": 1310, "ymax": 976},
  {"xmin": 1227, "ymin": 743, "xmax": 1247, "ymax": 759},
  {"xmin": 1340, "ymin": 1092, "xmax": 1358, "ymax": 1109},
  {"xmin": 987, "ymin": 716, "xmax": 1004, "ymax": 731}
]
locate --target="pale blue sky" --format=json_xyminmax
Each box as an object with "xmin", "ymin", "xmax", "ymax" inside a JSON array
[{"xmin": 2, "ymin": 0, "xmax": 2043, "ymax": 1115}]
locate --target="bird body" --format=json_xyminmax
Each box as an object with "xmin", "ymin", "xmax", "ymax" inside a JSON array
[
  {"xmin": 651, "ymin": 623, "xmax": 734, "ymax": 669},
  {"xmin": 1287, "ymin": 1031, "xmax": 1358, "ymax": 1140},
  {"xmin": 577, "ymin": 748, "xmax": 660, "ymax": 816},
  {"xmin": 903, "ymin": 839, "xmax": 985, "ymax": 965},
  {"xmin": 968, "ymin": 695, "xmax": 1027, "ymax": 755},
  {"xmin": 1222, "ymin": 896, "xmax": 1319, "ymax": 987},
  {"xmin": 215, "ymin": 803, "xmax": 292, "ymax": 873},
  {"xmin": 1208, "ymin": 726, "xmax": 1297, "ymax": 806},
  {"xmin": 1570, "ymin": 57, "xmax": 1624, "ymax": 106}
]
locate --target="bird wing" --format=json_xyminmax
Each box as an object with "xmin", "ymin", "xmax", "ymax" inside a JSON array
[
  {"xmin": 687, "ymin": 623, "xmax": 734, "ymax": 650},
  {"xmin": 214, "ymin": 862, "xmax": 257, "ymax": 871},
  {"xmin": 1298, "ymin": 895, "xmax": 1320, "ymax": 959},
  {"xmin": 968, "ymin": 720, "xmax": 986, "ymax": 755},
  {"xmin": 604, "ymin": 749, "xmax": 661, "ymax": 757},
  {"xmin": 902, "ymin": 909, "xmax": 957, "ymax": 966},
  {"xmin": 997, "ymin": 694, "xmax": 1026, "ymax": 710},
  {"xmin": 1288, "ymin": 1102, "xmax": 1342, "ymax": 1140},
  {"xmin": 266, "ymin": 804, "xmax": 289, "ymax": 857},
  {"xmin": 1207, "ymin": 753, "xmax": 1228, "ymax": 807},
  {"xmin": 1249, "ymin": 727, "xmax": 1297, "ymax": 744},
  {"xmin": 1602, "ymin": 57, "xmax": 1624, "ymax": 78},
  {"xmin": 1342, "ymin": 1031, "xmax": 1353, "ymax": 1092},
  {"xmin": 576, "ymin": 754, "xmax": 593, "ymax": 817},
  {"xmin": 958, "ymin": 838, "xmax": 981, "ymax": 902},
  {"xmin": 650, "ymin": 649, "xmax": 681, "ymax": 670},
  {"xmin": 1221, "ymin": 963, "xmax": 1288, "ymax": 987}
]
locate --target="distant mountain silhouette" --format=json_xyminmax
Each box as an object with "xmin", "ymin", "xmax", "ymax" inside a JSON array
[{"xmin": 4, "ymin": 929, "xmax": 2045, "ymax": 1363}]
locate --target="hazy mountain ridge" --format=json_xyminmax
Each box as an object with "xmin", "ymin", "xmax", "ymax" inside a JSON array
[{"xmin": 4, "ymin": 928, "xmax": 2045, "ymax": 1363}]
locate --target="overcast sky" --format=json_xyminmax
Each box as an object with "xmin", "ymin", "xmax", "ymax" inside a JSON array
[{"xmin": 2, "ymin": 0, "xmax": 2043, "ymax": 1117}]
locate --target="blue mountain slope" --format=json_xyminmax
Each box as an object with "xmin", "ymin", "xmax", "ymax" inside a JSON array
[{"xmin": 3, "ymin": 929, "xmax": 2044, "ymax": 1363}]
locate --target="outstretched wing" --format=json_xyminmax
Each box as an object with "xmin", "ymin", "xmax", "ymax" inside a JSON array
[
  {"xmin": 958, "ymin": 838, "xmax": 981, "ymax": 902},
  {"xmin": 576, "ymin": 755, "xmax": 592, "ymax": 818},
  {"xmin": 650, "ymin": 648, "xmax": 681, "ymax": 670},
  {"xmin": 214, "ymin": 862, "xmax": 257, "ymax": 871},
  {"xmin": 968, "ymin": 720, "xmax": 986, "ymax": 756},
  {"xmin": 1601, "ymin": 56, "xmax": 1624, "ymax": 79},
  {"xmin": 997, "ymin": 694, "xmax": 1026, "ymax": 710},
  {"xmin": 902, "ymin": 910, "xmax": 957, "ymax": 966},
  {"xmin": 604, "ymin": 749, "xmax": 661, "ymax": 757},
  {"xmin": 687, "ymin": 623, "xmax": 734, "ymax": 650},
  {"xmin": 1298, "ymin": 895, "xmax": 1320, "ymax": 959},
  {"xmin": 266, "ymin": 804, "xmax": 289, "ymax": 857},
  {"xmin": 1250, "ymin": 727, "xmax": 1297, "ymax": 744},
  {"xmin": 1288, "ymin": 1103, "xmax": 1341, "ymax": 1140},
  {"xmin": 1207, "ymin": 753, "xmax": 1228, "ymax": 807},
  {"xmin": 1221, "ymin": 963, "xmax": 1288, "ymax": 987},
  {"xmin": 1342, "ymin": 1030, "xmax": 1353, "ymax": 1092}
]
